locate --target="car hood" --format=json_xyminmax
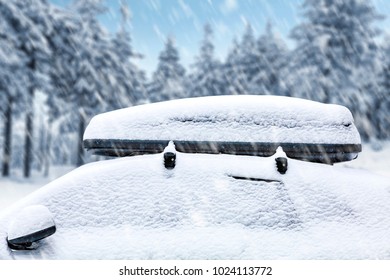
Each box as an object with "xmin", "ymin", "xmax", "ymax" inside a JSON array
[{"xmin": 0, "ymin": 152, "xmax": 389, "ymax": 259}]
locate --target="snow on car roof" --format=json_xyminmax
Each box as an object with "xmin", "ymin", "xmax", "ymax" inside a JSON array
[
  {"xmin": 83, "ymin": 95, "xmax": 361, "ymax": 144},
  {"xmin": 0, "ymin": 152, "xmax": 389, "ymax": 259}
]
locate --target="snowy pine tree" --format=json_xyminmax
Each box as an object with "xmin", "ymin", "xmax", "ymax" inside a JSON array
[
  {"xmin": 0, "ymin": 0, "xmax": 26, "ymax": 176},
  {"xmin": 223, "ymin": 38, "xmax": 247, "ymax": 95},
  {"xmin": 18, "ymin": 0, "xmax": 52, "ymax": 177},
  {"xmin": 223, "ymin": 25, "xmax": 257, "ymax": 95},
  {"xmin": 0, "ymin": 0, "xmax": 52, "ymax": 177},
  {"xmin": 188, "ymin": 24, "xmax": 225, "ymax": 97},
  {"xmin": 377, "ymin": 43, "xmax": 390, "ymax": 139},
  {"xmin": 249, "ymin": 22, "xmax": 288, "ymax": 95},
  {"xmin": 71, "ymin": 0, "xmax": 113, "ymax": 166},
  {"xmin": 289, "ymin": 0, "xmax": 383, "ymax": 139},
  {"xmin": 0, "ymin": 5, "xmax": 26, "ymax": 176},
  {"xmin": 108, "ymin": 0, "xmax": 146, "ymax": 108},
  {"xmin": 148, "ymin": 37, "xmax": 186, "ymax": 102},
  {"xmin": 240, "ymin": 24, "xmax": 259, "ymax": 87},
  {"xmin": 44, "ymin": 4, "xmax": 81, "ymax": 175}
]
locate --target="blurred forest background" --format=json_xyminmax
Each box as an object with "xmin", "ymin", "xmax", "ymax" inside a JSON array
[{"xmin": 0, "ymin": 0, "xmax": 389, "ymax": 179}]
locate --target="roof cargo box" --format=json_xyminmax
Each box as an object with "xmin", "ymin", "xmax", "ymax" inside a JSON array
[{"xmin": 83, "ymin": 95, "xmax": 361, "ymax": 164}]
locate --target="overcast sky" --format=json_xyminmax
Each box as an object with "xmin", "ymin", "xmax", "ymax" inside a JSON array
[{"xmin": 51, "ymin": 0, "xmax": 390, "ymax": 77}]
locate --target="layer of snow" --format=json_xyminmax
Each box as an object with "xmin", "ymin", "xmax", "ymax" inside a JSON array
[
  {"xmin": 0, "ymin": 180, "xmax": 44, "ymax": 211},
  {"xmin": 8, "ymin": 205, "xmax": 54, "ymax": 240},
  {"xmin": 84, "ymin": 95, "xmax": 361, "ymax": 144},
  {"xmin": 163, "ymin": 140, "xmax": 176, "ymax": 153},
  {"xmin": 0, "ymin": 149, "xmax": 389, "ymax": 259},
  {"xmin": 10, "ymin": 224, "xmax": 390, "ymax": 260}
]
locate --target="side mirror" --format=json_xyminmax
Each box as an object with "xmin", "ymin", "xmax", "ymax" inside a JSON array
[{"xmin": 7, "ymin": 205, "xmax": 56, "ymax": 250}]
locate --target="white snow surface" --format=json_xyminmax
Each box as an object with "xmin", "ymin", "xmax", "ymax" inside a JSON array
[
  {"xmin": 7, "ymin": 205, "xmax": 54, "ymax": 240},
  {"xmin": 0, "ymin": 166, "xmax": 74, "ymax": 210},
  {"xmin": 0, "ymin": 151, "xmax": 389, "ymax": 259},
  {"xmin": 164, "ymin": 140, "xmax": 176, "ymax": 153},
  {"xmin": 84, "ymin": 95, "xmax": 361, "ymax": 144}
]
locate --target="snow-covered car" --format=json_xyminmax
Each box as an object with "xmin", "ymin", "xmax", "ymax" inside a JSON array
[{"xmin": 1, "ymin": 95, "xmax": 390, "ymax": 260}]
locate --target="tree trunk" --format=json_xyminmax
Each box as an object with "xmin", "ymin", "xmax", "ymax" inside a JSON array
[
  {"xmin": 323, "ymin": 86, "xmax": 330, "ymax": 104},
  {"xmin": 24, "ymin": 88, "xmax": 35, "ymax": 178},
  {"xmin": 43, "ymin": 122, "xmax": 52, "ymax": 177},
  {"xmin": 2, "ymin": 96, "xmax": 13, "ymax": 177},
  {"xmin": 77, "ymin": 109, "xmax": 85, "ymax": 167},
  {"xmin": 37, "ymin": 115, "xmax": 45, "ymax": 172}
]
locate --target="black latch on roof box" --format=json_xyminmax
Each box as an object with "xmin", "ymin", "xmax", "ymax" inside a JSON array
[
  {"xmin": 163, "ymin": 141, "xmax": 176, "ymax": 169},
  {"xmin": 276, "ymin": 157, "xmax": 288, "ymax": 174}
]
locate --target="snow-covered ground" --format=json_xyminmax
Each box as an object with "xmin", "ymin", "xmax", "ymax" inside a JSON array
[
  {"xmin": 0, "ymin": 166, "xmax": 74, "ymax": 211},
  {"xmin": 339, "ymin": 141, "xmax": 390, "ymax": 178},
  {"xmin": 0, "ymin": 142, "xmax": 389, "ymax": 213}
]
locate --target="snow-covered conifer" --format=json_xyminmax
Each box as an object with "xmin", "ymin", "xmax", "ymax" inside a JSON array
[
  {"xmin": 70, "ymin": 0, "xmax": 114, "ymax": 166},
  {"xmin": 188, "ymin": 24, "xmax": 225, "ymax": 97},
  {"xmin": 288, "ymin": 0, "xmax": 382, "ymax": 139},
  {"xmin": 108, "ymin": 0, "xmax": 146, "ymax": 108},
  {"xmin": 376, "ymin": 43, "xmax": 390, "ymax": 139},
  {"xmin": 148, "ymin": 37, "xmax": 186, "ymax": 102},
  {"xmin": 0, "ymin": 0, "xmax": 52, "ymax": 177},
  {"xmin": 0, "ymin": 1, "xmax": 27, "ymax": 176},
  {"xmin": 223, "ymin": 38, "xmax": 247, "ymax": 95},
  {"xmin": 249, "ymin": 22, "xmax": 288, "ymax": 95},
  {"xmin": 223, "ymin": 25, "xmax": 256, "ymax": 95}
]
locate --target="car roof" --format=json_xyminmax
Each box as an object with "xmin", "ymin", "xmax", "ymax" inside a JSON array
[{"xmin": 0, "ymin": 152, "xmax": 389, "ymax": 259}]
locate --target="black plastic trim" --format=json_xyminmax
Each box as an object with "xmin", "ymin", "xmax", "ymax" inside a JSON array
[
  {"xmin": 83, "ymin": 139, "xmax": 361, "ymax": 164},
  {"xmin": 229, "ymin": 175, "xmax": 281, "ymax": 183}
]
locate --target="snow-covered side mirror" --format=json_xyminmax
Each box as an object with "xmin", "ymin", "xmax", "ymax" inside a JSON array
[{"xmin": 7, "ymin": 205, "xmax": 56, "ymax": 250}]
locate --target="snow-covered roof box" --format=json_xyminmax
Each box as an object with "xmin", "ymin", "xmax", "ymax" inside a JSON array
[{"xmin": 84, "ymin": 95, "xmax": 361, "ymax": 163}]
